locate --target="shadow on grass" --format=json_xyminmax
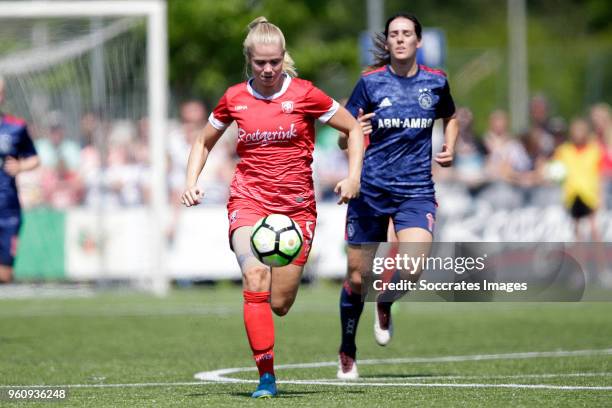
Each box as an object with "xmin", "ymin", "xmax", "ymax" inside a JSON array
[
  {"xmin": 187, "ymin": 389, "xmax": 365, "ymax": 398},
  {"xmin": 363, "ymin": 373, "xmax": 450, "ymax": 379}
]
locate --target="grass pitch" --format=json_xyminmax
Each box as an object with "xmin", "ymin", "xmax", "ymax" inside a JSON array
[{"xmin": 1, "ymin": 283, "xmax": 611, "ymax": 407}]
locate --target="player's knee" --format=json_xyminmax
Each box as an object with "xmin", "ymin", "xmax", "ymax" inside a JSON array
[
  {"xmin": 348, "ymin": 273, "xmax": 362, "ymax": 294},
  {"xmin": 346, "ymin": 261, "xmax": 363, "ymax": 293},
  {"xmin": 243, "ymin": 264, "xmax": 269, "ymax": 291},
  {"xmin": 271, "ymin": 298, "xmax": 294, "ymax": 317},
  {"xmin": 271, "ymin": 305, "xmax": 290, "ymax": 317}
]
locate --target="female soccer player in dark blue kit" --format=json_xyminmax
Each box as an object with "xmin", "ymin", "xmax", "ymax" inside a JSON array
[
  {"xmin": 0, "ymin": 77, "xmax": 40, "ymax": 284},
  {"xmin": 336, "ymin": 13, "xmax": 458, "ymax": 379}
]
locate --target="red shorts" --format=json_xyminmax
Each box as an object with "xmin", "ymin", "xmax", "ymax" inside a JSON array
[{"xmin": 227, "ymin": 198, "xmax": 316, "ymax": 266}]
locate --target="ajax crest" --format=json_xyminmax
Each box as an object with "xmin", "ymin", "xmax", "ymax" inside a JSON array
[
  {"xmin": 418, "ymin": 88, "xmax": 434, "ymax": 110},
  {"xmin": 281, "ymin": 101, "xmax": 294, "ymax": 114},
  {"xmin": 346, "ymin": 222, "xmax": 355, "ymax": 239}
]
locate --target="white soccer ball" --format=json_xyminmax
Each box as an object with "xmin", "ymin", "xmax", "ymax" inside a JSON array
[
  {"xmin": 544, "ymin": 160, "xmax": 567, "ymax": 183},
  {"xmin": 250, "ymin": 214, "xmax": 303, "ymax": 267}
]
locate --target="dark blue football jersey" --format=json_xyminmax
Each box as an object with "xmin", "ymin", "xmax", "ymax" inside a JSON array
[
  {"xmin": 346, "ymin": 64, "xmax": 455, "ymax": 197},
  {"xmin": 0, "ymin": 114, "xmax": 37, "ymax": 215}
]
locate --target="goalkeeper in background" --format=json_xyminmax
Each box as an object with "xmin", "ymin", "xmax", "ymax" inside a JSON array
[{"xmin": 0, "ymin": 77, "xmax": 40, "ymax": 283}]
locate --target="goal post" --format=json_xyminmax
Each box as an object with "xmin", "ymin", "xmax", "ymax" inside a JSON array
[{"xmin": 0, "ymin": 1, "xmax": 169, "ymax": 295}]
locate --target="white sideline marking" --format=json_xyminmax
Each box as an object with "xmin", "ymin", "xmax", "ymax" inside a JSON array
[
  {"xmin": 277, "ymin": 381, "xmax": 612, "ymax": 391},
  {"xmin": 309, "ymin": 372, "xmax": 612, "ymax": 382},
  {"xmin": 193, "ymin": 348, "xmax": 612, "ymax": 391},
  {"xmin": 195, "ymin": 348, "xmax": 612, "ymax": 382},
  {"xmin": 2, "ymin": 349, "xmax": 611, "ymax": 391},
  {"xmin": 2, "ymin": 376, "xmax": 611, "ymax": 391}
]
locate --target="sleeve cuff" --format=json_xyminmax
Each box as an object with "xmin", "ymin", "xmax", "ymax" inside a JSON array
[
  {"xmin": 317, "ymin": 99, "xmax": 340, "ymax": 123},
  {"xmin": 208, "ymin": 113, "xmax": 229, "ymax": 131}
]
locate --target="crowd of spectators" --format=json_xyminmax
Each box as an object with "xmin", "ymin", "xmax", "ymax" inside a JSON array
[
  {"xmin": 15, "ymin": 97, "xmax": 612, "ymax": 216},
  {"xmin": 434, "ymin": 97, "xmax": 612, "ymax": 213}
]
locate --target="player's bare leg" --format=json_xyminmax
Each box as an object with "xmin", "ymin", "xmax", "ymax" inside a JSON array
[
  {"xmin": 232, "ymin": 227, "xmax": 271, "ymax": 291},
  {"xmin": 0, "ymin": 265, "xmax": 12, "ymax": 283},
  {"xmin": 270, "ymin": 263, "xmax": 303, "ymax": 316},
  {"xmin": 374, "ymin": 227, "xmax": 432, "ymax": 346},
  {"xmin": 346, "ymin": 244, "xmax": 373, "ymax": 294},
  {"xmin": 232, "ymin": 227, "xmax": 277, "ymax": 398}
]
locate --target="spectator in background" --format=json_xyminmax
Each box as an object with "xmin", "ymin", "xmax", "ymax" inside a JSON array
[
  {"xmin": 103, "ymin": 120, "xmax": 148, "ymax": 207},
  {"xmin": 590, "ymin": 103, "xmax": 612, "ymax": 147},
  {"xmin": 133, "ymin": 117, "xmax": 150, "ymax": 167},
  {"xmin": 447, "ymin": 107, "xmax": 486, "ymax": 195},
  {"xmin": 40, "ymin": 158, "xmax": 83, "ymax": 208},
  {"xmin": 169, "ymin": 99, "xmax": 236, "ymax": 205},
  {"xmin": 79, "ymin": 113, "xmax": 103, "ymax": 208},
  {"xmin": 167, "ymin": 100, "xmax": 206, "ymax": 244},
  {"xmin": 549, "ymin": 116, "xmax": 568, "ymax": 150},
  {"xmin": 517, "ymin": 127, "xmax": 554, "ymax": 205},
  {"xmin": 167, "ymin": 100, "xmax": 237, "ymax": 244},
  {"xmin": 589, "ymin": 103, "xmax": 612, "ymax": 208},
  {"xmin": 481, "ymin": 110, "xmax": 531, "ymax": 208},
  {"xmin": 35, "ymin": 115, "xmax": 83, "ymax": 209},
  {"xmin": 529, "ymin": 93, "xmax": 555, "ymax": 157},
  {"xmin": 483, "ymin": 109, "xmax": 531, "ymax": 181},
  {"xmin": 554, "ymin": 118, "xmax": 603, "ymax": 241},
  {"xmin": 35, "ymin": 114, "xmax": 81, "ymax": 171},
  {"xmin": 168, "ymin": 100, "xmax": 207, "ymax": 203},
  {"xmin": 519, "ymin": 127, "xmax": 549, "ymax": 181}
]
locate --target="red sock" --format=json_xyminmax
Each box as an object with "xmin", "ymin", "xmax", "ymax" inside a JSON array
[{"xmin": 243, "ymin": 290, "xmax": 275, "ymax": 377}]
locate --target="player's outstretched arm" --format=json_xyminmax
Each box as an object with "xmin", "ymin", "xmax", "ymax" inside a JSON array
[
  {"xmin": 338, "ymin": 108, "xmax": 374, "ymax": 150},
  {"xmin": 327, "ymin": 106, "xmax": 364, "ymax": 204},
  {"xmin": 181, "ymin": 123, "xmax": 225, "ymax": 207},
  {"xmin": 435, "ymin": 115, "xmax": 459, "ymax": 168}
]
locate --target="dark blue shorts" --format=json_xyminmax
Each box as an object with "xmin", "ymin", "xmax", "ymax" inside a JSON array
[
  {"xmin": 346, "ymin": 189, "xmax": 436, "ymax": 244},
  {"xmin": 0, "ymin": 214, "xmax": 21, "ymax": 266}
]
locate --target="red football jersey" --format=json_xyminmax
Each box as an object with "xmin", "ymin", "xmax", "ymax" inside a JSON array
[{"xmin": 210, "ymin": 75, "xmax": 339, "ymax": 213}]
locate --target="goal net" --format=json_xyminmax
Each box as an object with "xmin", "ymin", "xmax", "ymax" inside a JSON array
[{"xmin": 0, "ymin": 1, "xmax": 168, "ymax": 294}]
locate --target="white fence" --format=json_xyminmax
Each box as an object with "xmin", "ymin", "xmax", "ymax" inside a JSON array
[{"xmin": 58, "ymin": 204, "xmax": 612, "ymax": 281}]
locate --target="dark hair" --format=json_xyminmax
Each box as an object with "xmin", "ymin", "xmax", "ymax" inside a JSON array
[{"xmin": 367, "ymin": 13, "xmax": 422, "ymax": 72}]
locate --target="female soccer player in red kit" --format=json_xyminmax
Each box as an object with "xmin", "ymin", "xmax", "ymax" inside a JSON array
[{"xmin": 182, "ymin": 17, "xmax": 364, "ymax": 398}]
